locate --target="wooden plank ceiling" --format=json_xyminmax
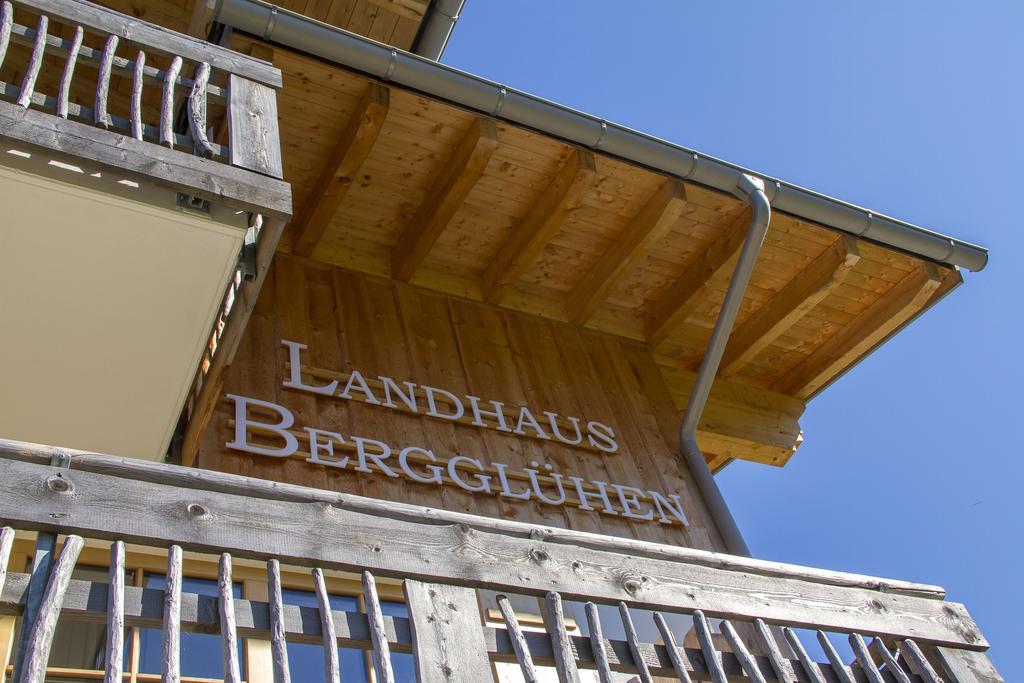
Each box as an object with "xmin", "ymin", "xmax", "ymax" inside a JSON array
[{"xmin": 231, "ymin": 34, "xmax": 960, "ymax": 409}]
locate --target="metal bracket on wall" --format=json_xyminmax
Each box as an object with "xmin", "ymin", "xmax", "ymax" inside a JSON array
[{"xmin": 176, "ymin": 192, "xmax": 212, "ymax": 217}]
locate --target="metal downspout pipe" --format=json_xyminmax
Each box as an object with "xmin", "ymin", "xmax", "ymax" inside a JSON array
[
  {"xmin": 411, "ymin": 0, "xmax": 465, "ymax": 61},
  {"xmin": 680, "ymin": 173, "xmax": 771, "ymax": 558}
]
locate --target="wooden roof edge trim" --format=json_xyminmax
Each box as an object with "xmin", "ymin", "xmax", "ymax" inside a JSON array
[{"xmin": 212, "ymin": 0, "xmax": 987, "ymax": 271}]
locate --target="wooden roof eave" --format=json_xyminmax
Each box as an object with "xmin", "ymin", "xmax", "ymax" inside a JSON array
[{"xmin": 224, "ymin": 35, "xmax": 965, "ymax": 467}]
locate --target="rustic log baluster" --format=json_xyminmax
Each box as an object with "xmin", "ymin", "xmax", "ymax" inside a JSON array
[
  {"xmin": 849, "ymin": 633, "xmax": 886, "ymax": 683},
  {"xmin": 899, "ymin": 639, "xmax": 944, "ymax": 683},
  {"xmin": 160, "ymin": 56, "xmax": 183, "ymax": 148},
  {"xmin": 130, "ymin": 51, "xmax": 146, "ymax": 140},
  {"xmin": 0, "ymin": 527, "xmax": 14, "ymax": 597},
  {"xmin": 94, "ymin": 34, "xmax": 118, "ymax": 128},
  {"xmin": 618, "ymin": 603, "xmax": 653, "ymax": 683},
  {"xmin": 16, "ymin": 14, "xmax": 48, "ymax": 108},
  {"xmin": 104, "ymin": 541, "xmax": 125, "ymax": 683},
  {"xmin": 816, "ymin": 631, "xmax": 855, "ymax": 683},
  {"xmin": 782, "ymin": 628, "xmax": 826, "ymax": 683},
  {"xmin": 219, "ymin": 553, "xmax": 241, "ymax": 683},
  {"xmin": 753, "ymin": 619, "xmax": 795, "ymax": 682},
  {"xmin": 584, "ymin": 602, "xmax": 613, "ymax": 683},
  {"xmin": 188, "ymin": 61, "xmax": 214, "ymax": 157},
  {"xmin": 544, "ymin": 592, "xmax": 580, "ymax": 683},
  {"xmin": 497, "ymin": 595, "xmax": 539, "ymax": 683},
  {"xmin": 266, "ymin": 559, "xmax": 291, "ymax": 683},
  {"xmin": 721, "ymin": 620, "xmax": 767, "ymax": 683},
  {"xmin": 56, "ymin": 26, "xmax": 83, "ymax": 119},
  {"xmin": 652, "ymin": 612, "xmax": 693, "ymax": 683},
  {"xmin": 163, "ymin": 545, "xmax": 182, "ymax": 683},
  {"xmin": 692, "ymin": 611, "xmax": 727, "ymax": 683},
  {"xmin": 0, "ymin": 1, "xmax": 12, "ymax": 72},
  {"xmin": 312, "ymin": 568, "xmax": 340, "ymax": 683},
  {"xmin": 872, "ymin": 638, "xmax": 912, "ymax": 683},
  {"xmin": 362, "ymin": 571, "xmax": 395, "ymax": 683},
  {"xmin": 18, "ymin": 535, "xmax": 84, "ymax": 683}
]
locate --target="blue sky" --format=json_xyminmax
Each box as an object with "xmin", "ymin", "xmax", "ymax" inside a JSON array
[{"xmin": 444, "ymin": 1, "xmax": 1022, "ymax": 677}]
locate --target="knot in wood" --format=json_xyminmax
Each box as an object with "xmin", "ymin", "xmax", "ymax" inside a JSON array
[
  {"xmin": 186, "ymin": 503, "xmax": 211, "ymax": 520},
  {"xmin": 456, "ymin": 523, "xmax": 471, "ymax": 536},
  {"xmin": 622, "ymin": 576, "xmax": 643, "ymax": 595},
  {"xmin": 529, "ymin": 528, "xmax": 546, "ymax": 541},
  {"xmin": 529, "ymin": 547, "xmax": 549, "ymax": 563},
  {"xmin": 45, "ymin": 472, "xmax": 74, "ymax": 494}
]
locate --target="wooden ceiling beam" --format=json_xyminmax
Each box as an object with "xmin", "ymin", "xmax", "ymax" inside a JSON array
[
  {"xmin": 566, "ymin": 179, "xmax": 687, "ymax": 325},
  {"xmin": 772, "ymin": 262, "xmax": 946, "ymax": 399},
  {"xmin": 644, "ymin": 207, "xmax": 751, "ymax": 347},
  {"xmin": 390, "ymin": 117, "xmax": 498, "ymax": 282},
  {"xmin": 291, "ymin": 82, "xmax": 389, "ymax": 258},
  {"xmin": 481, "ymin": 149, "xmax": 597, "ymax": 305},
  {"xmin": 718, "ymin": 235, "xmax": 861, "ymax": 377}
]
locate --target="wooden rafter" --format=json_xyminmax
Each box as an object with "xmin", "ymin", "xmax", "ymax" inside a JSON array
[
  {"xmin": 718, "ymin": 235, "xmax": 861, "ymax": 377},
  {"xmin": 481, "ymin": 149, "xmax": 596, "ymax": 304},
  {"xmin": 291, "ymin": 82, "xmax": 389, "ymax": 258},
  {"xmin": 567, "ymin": 179, "xmax": 687, "ymax": 325},
  {"xmin": 390, "ymin": 117, "xmax": 498, "ymax": 282},
  {"xmin": 773, "ymin": 263, "xmax": 948, "ymax": 399},
  {"xmin": 644, "ymin": 207, "xmax": 751, "ymax": 347},
  {"xmin": 187, "ymin": 0, "xmax": 215, "ymax": 38}
]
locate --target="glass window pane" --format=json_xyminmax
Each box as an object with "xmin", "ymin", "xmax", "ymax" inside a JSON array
[
  {"xmin": 137, "ymin": 573, "xmax": 244, "ymax": 679},
  {"xmin": 380, "ymin": 601, "xmax": 415, "ymax": 683},
  {"xmin": 41, "ymin": 565, "xmax": 133, "ymax": 672},
  {"xmin": 281, "ymin": 588, "xmax": 368, "ymax": 682}
]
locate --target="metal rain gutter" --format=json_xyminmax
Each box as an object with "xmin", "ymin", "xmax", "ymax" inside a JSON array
[
  {"xmin": 213, "ymin": 0, "xmax": 988, "ymax": 272},
  {"xmin": 678, "ymin": 174, "xmax": 770, "ymax": 558},
  {"xmin": 411, "ymin": 0, "xmax": 465, "ymax": 61}
]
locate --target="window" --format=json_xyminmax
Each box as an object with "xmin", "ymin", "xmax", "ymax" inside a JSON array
[
  {"xmin": 42, "ymin": 565, "xmax": 133, "ymax": 674},
  {"xmin": 280, "ymin": 588, "xmax": 369, "ymax": 681},
  {"xmin": 137, "ymin": 574, "xmax": 245, "ymax": 680},
  {"xmin": 278, "ymin": 589, "xmax": 415, "ymax": 682}
]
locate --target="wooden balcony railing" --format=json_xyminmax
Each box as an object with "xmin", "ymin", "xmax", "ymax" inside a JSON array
[
  {"xmin": 0, "ymin": 439, "xmax": 1002, "ymax": 682},
  {"xmin": 0, "ymin": 0, "xmax": 290, "ymax": 220}
]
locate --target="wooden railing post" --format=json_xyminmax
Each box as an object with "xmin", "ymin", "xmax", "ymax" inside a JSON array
[
  {"xmin": 404, "ymin": 581, "xmax": 492, "ymax": 682},
  {"xmin": 228, "ymin": 74, "xmax": 283, "ymax": 179}
]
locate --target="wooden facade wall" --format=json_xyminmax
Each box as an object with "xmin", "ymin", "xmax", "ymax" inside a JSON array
[{"xmin": 197, "ymin": 255, "xmax": 744, "ymax": 550}]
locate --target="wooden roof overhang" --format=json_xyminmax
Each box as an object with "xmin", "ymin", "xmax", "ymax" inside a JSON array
[
  {"xmin": 217, "ymin": 31, "xmax": 966, "ymax": 470},
  {"xmin": 99, "ymin": 0, "xmax": 968, "ymax": 470},
  {"xmin": 246, "ymin": 45, "xmax": 959, "ymax": 357}
]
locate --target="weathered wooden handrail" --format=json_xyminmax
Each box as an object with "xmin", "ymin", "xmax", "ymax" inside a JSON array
[
  {"xmin": 0, "ymin": 438, "xmax": 1003, "ymax": 681},
  {"xmin": 0, "ymin": 439, "xmax": 946, "ymax": 599}
]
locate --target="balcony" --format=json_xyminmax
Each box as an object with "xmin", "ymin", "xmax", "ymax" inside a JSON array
[
  {"xmin": 0, "ymin": 439, "xmax": 1001, "ymax": 682},
  {"xmin": 0, "ymin": 0, "xmax": 290, "ymax": 461}
]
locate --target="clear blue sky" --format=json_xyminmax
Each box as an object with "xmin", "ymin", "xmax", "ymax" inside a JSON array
[{"xmin": 444, "ymin": 1, "xmax": 1022, "ymax": 677}]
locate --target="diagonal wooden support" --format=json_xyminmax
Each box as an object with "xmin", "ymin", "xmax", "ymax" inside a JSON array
[
  {"xmin": 292, "ymin": 82, "xmax": 389, "ymax": 258},
  {"xmin": 482, "ymin": 148, "xmax": 596, "ymax": 304},
  {"xmin": 391, "ymin": 117, "xmax": 498, "ymax": 281},
  {"xmin": 567, "ymin": 178, "xmax": 687, "ymax": 325},
  {"xmin": 773, "ymin": 262, "xmax": 949, "ymax": 399},
  {"xmin": 644, "ymin": 207, "xmax": 751, "ymax": 347},
  {"xmin": 718, "ymin": 235, "xmax": 861, "ymax": 377}
]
